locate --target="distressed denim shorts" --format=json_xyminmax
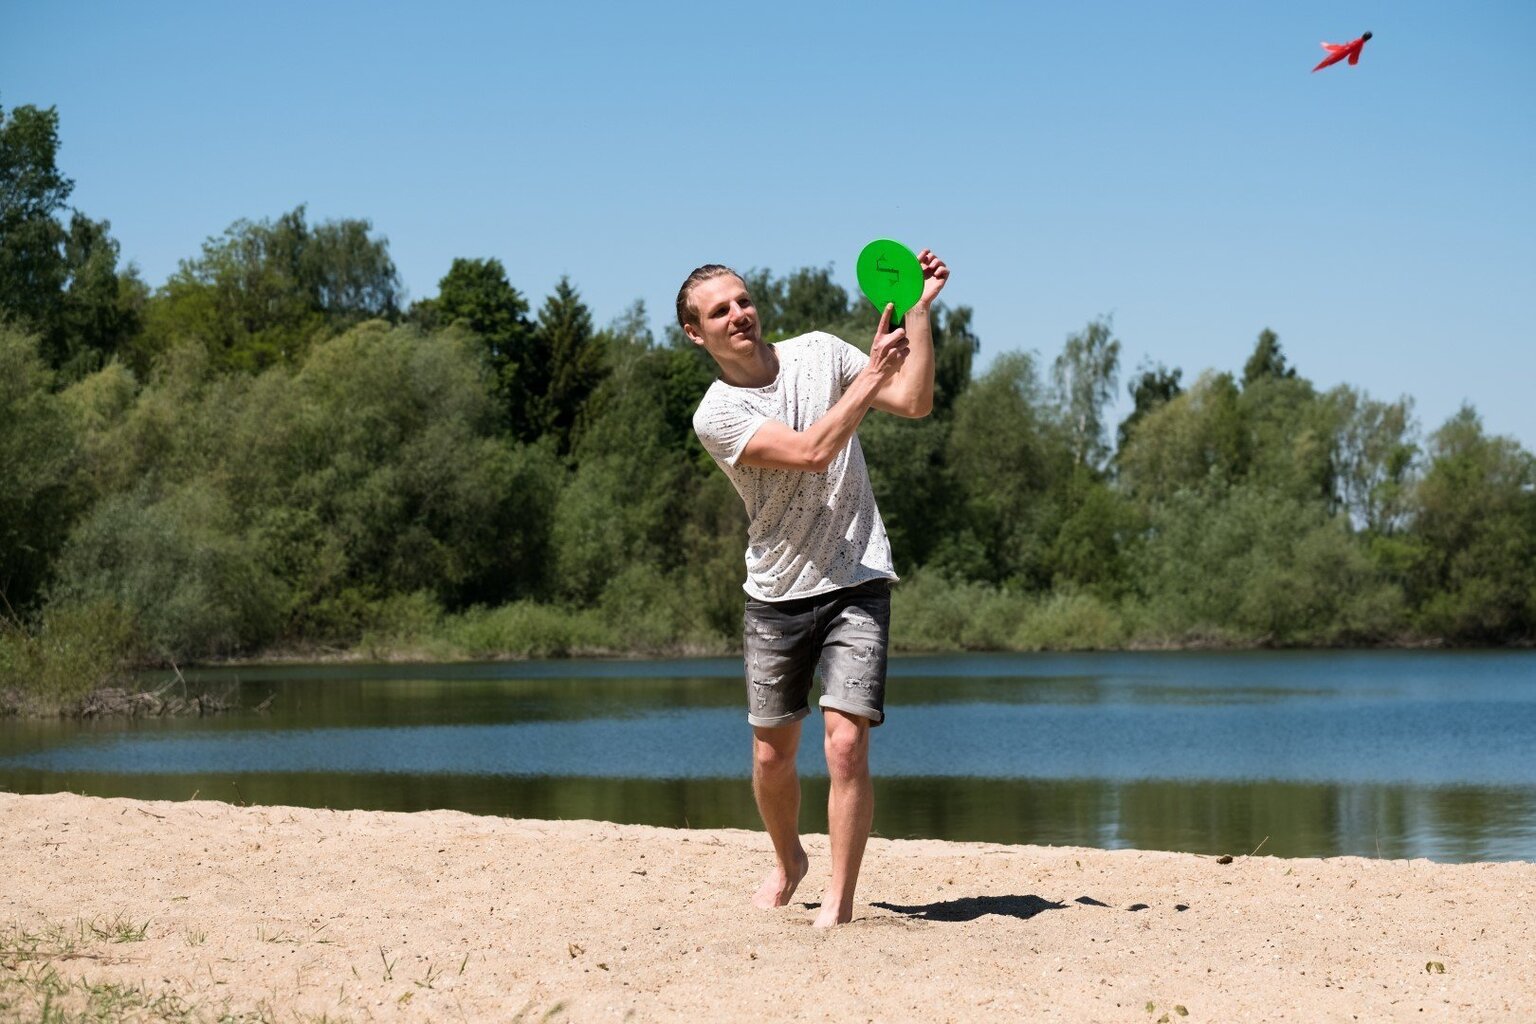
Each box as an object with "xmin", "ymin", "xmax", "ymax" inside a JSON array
[{"xmin": 742, "ymin": 579, "xmax": 892, "ymax": 729}]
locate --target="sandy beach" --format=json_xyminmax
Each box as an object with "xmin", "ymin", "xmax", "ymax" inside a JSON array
[{"xmin": 1, "ymin": 791, "xmax": 1532, "ymax": 1022}]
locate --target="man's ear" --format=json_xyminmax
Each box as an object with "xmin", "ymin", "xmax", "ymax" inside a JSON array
[{"xmin": 683, "ymin": 324, "xmax": 703, "ymax": 347}]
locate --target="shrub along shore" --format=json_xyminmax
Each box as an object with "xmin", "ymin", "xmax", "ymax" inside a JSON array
[{"xmin": 0, "ymin": 574, "xmax": 1492, "ymax": 719}]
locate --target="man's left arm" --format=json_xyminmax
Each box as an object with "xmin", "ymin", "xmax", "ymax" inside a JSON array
[{"xmin": 869, "ymin": 249, "xmax": 949, "ymax": 419}]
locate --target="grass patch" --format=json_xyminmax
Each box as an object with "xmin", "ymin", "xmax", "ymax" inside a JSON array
[
  {"xmin": 0, "ymin": 971, "xmax": 281, "ymax": 1023},
  {"xmin": 0, "ymin": 920, "xmax": 82, "ymax": 969},
  {"xmin": 0, "ymin": 918, "xmax": 299, "ymax": 1023},
  {"xmin": 87, "ymin": 913, "xmax": 150, "ymax": 944},
  {"xmin": 0, "ymin": 914, "xmax": 147, "ymax": 968}
]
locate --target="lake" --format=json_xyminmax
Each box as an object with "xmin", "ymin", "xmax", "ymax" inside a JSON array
[{"xmin": 2, "ymin": 650, "xmax": 1534, "ymax": 862}]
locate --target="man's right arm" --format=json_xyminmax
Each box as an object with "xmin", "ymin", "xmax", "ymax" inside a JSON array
[{"xmin": 737, "ymin": 314, "xmax": 909, "ymax": 473}]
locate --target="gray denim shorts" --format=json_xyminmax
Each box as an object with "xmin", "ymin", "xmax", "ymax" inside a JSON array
[{"xmin": 742, "ymin": 579, "xmax": 892, "ymax": 729}]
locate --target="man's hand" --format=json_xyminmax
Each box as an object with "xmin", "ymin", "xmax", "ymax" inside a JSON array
[
  {"xmin": 867, "ymin": 249, "xmax": 945, "ymax": 419},
  {"xmin": 865, "ymin": 303, "xmax": 910, "ymax": 379},
  {"xmin": 916, "ymin": 249, "xmax": 950, "ymax": 310}
]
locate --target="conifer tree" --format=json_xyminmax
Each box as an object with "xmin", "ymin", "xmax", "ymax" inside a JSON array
[{"xmin": 534, "ymin": 276, "xmax": 605, "ymax": 453}]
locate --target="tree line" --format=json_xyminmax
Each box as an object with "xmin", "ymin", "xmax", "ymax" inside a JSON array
[{"xmin": 3, "ymin": 100, "xmax": 1534, "ymax": 706}]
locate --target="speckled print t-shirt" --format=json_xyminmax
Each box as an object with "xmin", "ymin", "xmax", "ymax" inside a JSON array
[{"xmin": 693, "ymin": 331, "xmax": 897, "ymax": 602}]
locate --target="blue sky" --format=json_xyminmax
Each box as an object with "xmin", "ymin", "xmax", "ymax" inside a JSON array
[{"xmin": 5, "ymin": 0, "xmax": 1533, "ymax": 449}]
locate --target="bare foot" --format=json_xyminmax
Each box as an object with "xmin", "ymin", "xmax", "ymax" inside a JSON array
[
  {"xmin": 751, "ymin": 849, "xmax": 808, "ymax": 909},
  {"xmin": 811, "ymin": 902, "xmax": 852, "ymax": 929}
]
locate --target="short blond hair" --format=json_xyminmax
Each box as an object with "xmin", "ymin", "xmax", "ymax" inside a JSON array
[{"xmin": 675, "ymin": 264, "xmax": 742, "ymax": 330}]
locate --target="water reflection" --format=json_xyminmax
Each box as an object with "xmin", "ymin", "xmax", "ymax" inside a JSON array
[
  {"xmin": 1, "ymin": 768, "xmax": 1529, "ymax": 862},
  {"xmin": 2, "ymin": 650, "xmax": 1535, "ymax": 862}
]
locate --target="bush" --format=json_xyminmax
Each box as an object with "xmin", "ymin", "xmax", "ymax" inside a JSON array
[
  {"xmin": 891, "ymin": 572, "xmax": 1130, "ymax": 652},
  {"xmin": 1013, "ymin": 591, "xmax": 1129, "ymax": 650},
  {"xmin": 52, "ymin": 482, "xmax": 287, "ymax": 660},
  {"xmin": 0, "ymin": 599, "xmax": 133, "ymax": 713},
  {"xmin": 442, "ymin": 602, "xmax": 616, "ymax": 658},
  {"xmin": 892, "ymin": 571, "xmax": 1023, "ymax": 651},
  {"xmin": 355, "ymin": 590, "xmax": 448, "ymax": 659},
  {"xmin": 597, "ymin": 565, "xmax": 735, "ymax": 655}
]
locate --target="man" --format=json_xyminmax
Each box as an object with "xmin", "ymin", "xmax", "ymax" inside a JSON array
[{"xmin": 679, "ymin": 250, "xmax": 948, "ymax": 928}]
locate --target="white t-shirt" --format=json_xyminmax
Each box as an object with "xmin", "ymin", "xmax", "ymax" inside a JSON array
[{"xmin": 692, "ymin": 331, "xmax": 898, "ymax": 602}]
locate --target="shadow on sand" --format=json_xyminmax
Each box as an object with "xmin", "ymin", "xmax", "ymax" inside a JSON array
[{"xmin": 869, "ymin": 894, "xmax": 1067, "ymax": 922}]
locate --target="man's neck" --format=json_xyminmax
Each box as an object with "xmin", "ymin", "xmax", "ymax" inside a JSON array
[{"xmin": 717, "ymin": 342, "xmax": 779, "ymax": 389}]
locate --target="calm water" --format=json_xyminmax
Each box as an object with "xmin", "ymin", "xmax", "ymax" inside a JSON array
[{"xmin": 2, "ymin": 651, "xmax": 1534, "ymax": 862}]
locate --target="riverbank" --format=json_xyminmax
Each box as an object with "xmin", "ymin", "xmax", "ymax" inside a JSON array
[
  {"xmin": 2, "ymin": 793, "xmax": 1532, "ymax": 1022},
  {"xmin": 1, "ymin": 637, "xmax": 1507, "ymax": 721},
  {"xmin": 11, "ymin": 575, "xmax": 1529, "ymax": 719}
]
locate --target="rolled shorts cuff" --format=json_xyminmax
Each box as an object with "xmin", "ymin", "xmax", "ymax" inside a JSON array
[
  {"xmin": 747, "ymin": 706, "xmax": 812, "ymax": 730},
  {"xmin": 818, "ymin": 695, "xmax": 885, "ymax": 727}
]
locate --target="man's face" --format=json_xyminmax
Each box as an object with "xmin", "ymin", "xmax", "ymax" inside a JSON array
[{"xmin": 686, "ymin": 275, "xmax": 760, "ymax": 354}]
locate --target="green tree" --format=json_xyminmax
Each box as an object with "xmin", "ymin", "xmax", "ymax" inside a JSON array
[
  {"xmin": 862, "ymin": 413, "xmax": 957, "ymax": 570},
  {"xmin": 1047, "ymin": 472, "xmax": 1133, "ymax": 595},
  {"xmin": 1117, "ymin": 362, "xmax": 1183, "ymax": 453},
  {"xmin": 931, "ymin": 304, "xmax": 979, "ymax": 416},
  {"xmin": 141, "ymin": 205, "xmax": 400, "ymax": 371},
  {"xmin": 944, "ymin": 353, "xmax": 1069, "ymax": 586},
  {"xmin": 241, "ymin": 321, "xmax": 560, "ymax": 615},
  {"xmin": 410, "ymin": 257, "xmax": 537, "ymax": 435},
  {"xmin": 1132, "ymin": 482, "xmax": 1403, "ymax": 644},
  {"xmin": 1052, "ymin": 317, "xmax": 1121, "ymax": 470},
  {"xmin": 1329, "ymin": 387, "xmax": 1417, "ymax": 534},
  {"xmin": 532, "ymin": 276, "xmax": 605, "ymax": 452},
  {"xmin": 0, "ymin": 327, "xmax": 81, "ymax": 610},
  {"xmin": 1121, "ymin": 339, "xmax": 1336, "ymax": 507},
  {"xmin": 775, "ymin": 265, "xmax": 850, "ymax": 338},
  {"xmin": 1242, "ymin": 328, "xmax": 1296, "ymax": 388},
  {"xmin": 54, "ymin": 212, "xmax": 142, "ymax": 379},
  {"xmin": 1407, "ymin": 407, "xmax": 1536, "ymax": 642},
  {"xmin": 1117, "ymin": 371, "xmax": 1248, "ymax": 504},
  {"xmin": 0, "ymin": 102, "xmax": 139, "ymax": 378},
  {"xmin": 1238, "ymin": 372, "xmax": 1337, "ymax": 505},
  {"xmin": 305, "ymin": 217, "xmax": 400, "ymax": 323},
  {"xmin": 602, "ymin": 299, "xmax": 654, "ymax": 349},
  {"xmin": 0, "ymin": 102, "xmax": 71, "ymax": 331}
]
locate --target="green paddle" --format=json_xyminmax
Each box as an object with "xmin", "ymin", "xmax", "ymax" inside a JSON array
[{"xmin": 856, "ymin": 238, "xmax": 923, "ymax": 326}]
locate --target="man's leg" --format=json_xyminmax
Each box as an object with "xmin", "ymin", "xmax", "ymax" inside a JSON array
[
  {"xmin": 814, "ymin": 707, "xmax": 872, "ymax": 929},
  {"xmin": 751, "ymin": 721, "xmax": 809, "ymax": 909}
]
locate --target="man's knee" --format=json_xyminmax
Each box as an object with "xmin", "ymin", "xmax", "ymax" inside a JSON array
[
  {"xmin": 823, "ymin": 714, "xmax": 870, "ymax": 781},
  {"xmin": 753, "ymin": 728, "xmax": 800, "ymax": 777}
]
